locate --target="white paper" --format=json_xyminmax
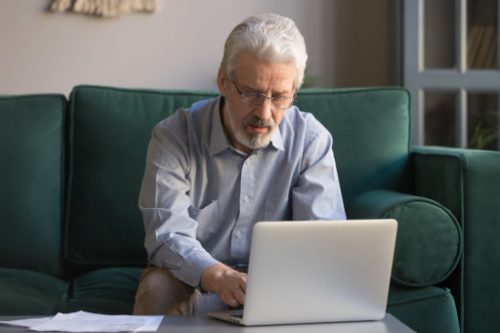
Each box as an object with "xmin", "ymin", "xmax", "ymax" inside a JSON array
[
  {"xmin": 0, "ymin": 311, "xmax": 163, "ymax": 332},
  {"xmin": 0, "ymin": 316, "xmax": 52, "ymax": 327}
]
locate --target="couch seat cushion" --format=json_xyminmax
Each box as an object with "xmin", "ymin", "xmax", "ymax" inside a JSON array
[
  {"xmin": 0, "ymin": 268, "xmax": 67, "ymax": 315},
  {"xmin": 64, "ymin": 267, "xmax": 143, "ymax": 314},
  {"xmin": 388, "ymin": 284, "xmax": 460, "ymax": 333}
]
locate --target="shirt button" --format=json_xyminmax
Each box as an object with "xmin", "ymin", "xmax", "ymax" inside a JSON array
[
  {"xmin": 234, "ymin": 231, "xmax": 242, "ymax": 239},
  {"xmin": 243, "ymin": 196, "xmax": 250, "ymax": 203}
]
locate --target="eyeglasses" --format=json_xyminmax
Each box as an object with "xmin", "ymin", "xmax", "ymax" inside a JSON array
[{"xmin": 232, "ymin": 81, "xmax": 296, "ymax": 110}]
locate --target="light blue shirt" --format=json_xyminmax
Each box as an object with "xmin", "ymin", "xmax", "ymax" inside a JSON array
[{"xmin": 139, "ymin": 97, "xmax": 346, "ymax": 287}]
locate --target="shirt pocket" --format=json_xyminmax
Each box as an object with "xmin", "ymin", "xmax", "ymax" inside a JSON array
[{"xmin": 190, "ymin": 200, "xmax": 219, "ymax": 243}]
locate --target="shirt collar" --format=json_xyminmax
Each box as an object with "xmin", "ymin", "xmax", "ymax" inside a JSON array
[
  {"xmin": 269, "ymin": 124, "xmax": 284, "ymax": 151},
  {"xmin": 209, "ymin": 97, "xmax": 231, "ymax": 156},
  {"xmin": 209, "ymin": 96, "xmax": 284, "ymax": 155}
]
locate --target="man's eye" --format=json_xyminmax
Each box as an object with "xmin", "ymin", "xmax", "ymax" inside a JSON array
[{"xmin": 244, "ymin": 92, "xmax": 262, "ymax": 98}]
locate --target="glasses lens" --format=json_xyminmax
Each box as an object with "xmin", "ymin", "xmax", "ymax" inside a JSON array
[
  {"xmin": 242, "ymin": 93, "xmax": 265, "ymax": 106},
  {"xmin": 245, "ymin": 96, "xmax": 292, "ymax": 109},
  {"xmin": 236, "ymin": 81, "xmax": 294, "ymax": 109},
  {"xmin": 273, "ymin": 97, "xmax": 293, "ymax": 109}
]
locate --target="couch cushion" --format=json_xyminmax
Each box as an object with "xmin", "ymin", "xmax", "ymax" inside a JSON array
[
  {"xmin": 0, "ymin": 94, "xmax": 66, "ymax": 276},
  {"xmin": 388, "ymin": 284, "xmax": 460, "ymax": 333},
  {"xmin": 0, "ymin": 268, "xmax": 68, "ymax": 315},
  {"xmin": 349, "ymin": 190, "xmax": 462, "ymax": 287},
  {"xmin": 296, "ymin": 88, "xmax": 412, "ymax": 204},
  {"xmin": 64, "ymin": 267, "xmax": 142, "ymax": 314},
  {"xmin": 66, "ymin": 86, "xmax": 218, "ymax": 269}
]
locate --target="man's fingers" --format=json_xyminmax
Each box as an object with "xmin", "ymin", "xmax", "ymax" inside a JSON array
[
  {"xmin": 232, "ymin": 287, "xmax": 245, "ymax": 305},
  {"xmin": 239, "ymin": 273, "xmax": 247, "ymax": 291},
  {"xmin": 221, "ymin": 291, "xmax": 240, "ymax": 307},
  {"xmin": 220, "ymin": 284, "xmax": 245, "ymax": 307}
]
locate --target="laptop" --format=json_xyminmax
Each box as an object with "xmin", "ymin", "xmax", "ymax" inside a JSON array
[{"xmin": 208, "ymin": 219, "xmax": 398, "ymax": 326}]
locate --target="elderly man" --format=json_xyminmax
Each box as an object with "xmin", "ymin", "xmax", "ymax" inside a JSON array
[{"xmin": 133, "ymin": 13, "xmax": 346, "ymax": 316}]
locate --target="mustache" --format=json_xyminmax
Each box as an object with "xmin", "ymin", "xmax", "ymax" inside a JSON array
[{"xmin": 245, "ymin": 115, "xmax": 275, "ymax": 127}]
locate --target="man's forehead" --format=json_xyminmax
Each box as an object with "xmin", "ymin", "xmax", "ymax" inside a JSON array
[{"xmin": 234, "ymin": 55, "xmax": 297, "ymax": 92}]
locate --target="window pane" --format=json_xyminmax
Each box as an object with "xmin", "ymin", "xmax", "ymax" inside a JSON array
[
  {"xmin": 468, "ymin": 93, "xmax": 499, "ymax": 150},
  {"xmin": 467, "ymin": 0, "xmax": 498, "ymax": 69},
  {"xmin": 424, "ymin": 0, "xmax": 456, "ymax": 69},
  {"xmin": 424, "ymin": 92, "xmax": 457, "ymax": 146}
]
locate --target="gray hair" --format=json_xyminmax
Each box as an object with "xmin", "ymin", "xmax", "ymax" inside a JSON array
[{"xmin": 221, "ymin": 13, "xmax": 308, "ymax": 89}]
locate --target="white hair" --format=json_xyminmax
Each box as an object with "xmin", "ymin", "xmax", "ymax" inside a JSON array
[{"xmin": 221, "ymin": 13, "xmax": 308, "ymax": 89}]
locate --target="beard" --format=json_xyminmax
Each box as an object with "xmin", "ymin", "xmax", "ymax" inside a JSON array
[{"xmin": 227, "ymin": 111, "xmax": 276, "ymax": 150}]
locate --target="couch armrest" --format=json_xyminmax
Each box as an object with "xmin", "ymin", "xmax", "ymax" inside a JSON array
[
  {"xmin": 412, "ymin": 146, "xmax": 500, "ymax": 224},
  {"xmin": 348, "ymin": 190, "xmax": 462, "ymax": 287},
  {"xmin": 412, "ymin": 146, "xmax": 500, "ymax": 332}
]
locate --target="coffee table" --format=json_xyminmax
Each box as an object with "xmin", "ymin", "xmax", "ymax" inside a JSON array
[{"xmin": 0, "ymin": 313, "xmax": 415, "ymax": 332}]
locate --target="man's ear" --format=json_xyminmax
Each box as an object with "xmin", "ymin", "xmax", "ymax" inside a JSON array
[{"xmin": 216, "ymin": 68, "xmax": 227, "ymax": 96}]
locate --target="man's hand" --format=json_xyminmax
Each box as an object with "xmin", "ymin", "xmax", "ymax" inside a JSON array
[{"xmin": 200, "ymin": 263, "xmax": 247, "ymax": 307}]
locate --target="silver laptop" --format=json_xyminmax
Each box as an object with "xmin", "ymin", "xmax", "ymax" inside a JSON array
[{"xmin": 208, "ymin": 219, "xmax": 398, "ymax": 326}]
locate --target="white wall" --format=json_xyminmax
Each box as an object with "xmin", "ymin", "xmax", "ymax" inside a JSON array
[{"xmin": 0, "ymin": 0, "xmax": 394, "ymax": 95}]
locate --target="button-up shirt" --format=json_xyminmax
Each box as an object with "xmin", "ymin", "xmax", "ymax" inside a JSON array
[{"xmin": 139, "ymin": 97, "xmax": 346, "ymax": 287}]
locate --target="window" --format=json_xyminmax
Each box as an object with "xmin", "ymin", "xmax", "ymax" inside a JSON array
[{"xmin": 403, "ymin": 0, "xmax": 500, "ymax": 150}]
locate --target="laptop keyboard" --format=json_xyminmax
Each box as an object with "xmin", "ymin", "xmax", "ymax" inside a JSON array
[{"xmin": 230, "ymin": 310, "xmax": 244, "ymax": 318}]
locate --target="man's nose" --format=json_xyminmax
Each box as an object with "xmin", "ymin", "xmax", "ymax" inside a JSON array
[{"xmin": 254, "ymin": 99, "xmax": 273, "ymax": 120}]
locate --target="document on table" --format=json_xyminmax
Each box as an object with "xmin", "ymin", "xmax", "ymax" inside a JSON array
[{"xmin": 0, "ymin": 311, "xmax": 163, "ymax": 332}]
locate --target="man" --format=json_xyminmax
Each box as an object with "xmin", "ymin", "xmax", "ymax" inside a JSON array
[{"xmin": 133, "ymin": 13, "xmax": 346, "ymax": 316}]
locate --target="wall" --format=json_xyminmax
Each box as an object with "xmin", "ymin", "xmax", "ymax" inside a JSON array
[{"xmin": 0, "ymin": 0, "xmax": 394, "ymax": 95}]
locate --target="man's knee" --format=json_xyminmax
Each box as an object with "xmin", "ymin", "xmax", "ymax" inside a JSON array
[
  {"xmin": 140, "ymin": 267, "xmax": 178, "ymax": 293},
  {"xmin": 133, "ymin": 267, "xmax": 196, "ymax": 315}
]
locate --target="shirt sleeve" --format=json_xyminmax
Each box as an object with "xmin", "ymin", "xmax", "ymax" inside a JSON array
[
  {"xmin": 292, "ymin": 117, "xmax": 346, "ymax": 220},
  {"xmin": 138, "ymin": 116, "xmax": 219, "ymax": 287}
]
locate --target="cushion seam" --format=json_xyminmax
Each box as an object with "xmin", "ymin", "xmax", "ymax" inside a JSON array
[{"xmin": 388, "ymin": 289, "xmax": 450, "ymax": 307}]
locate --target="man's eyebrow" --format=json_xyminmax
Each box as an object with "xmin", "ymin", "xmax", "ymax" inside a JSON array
[
  {"xmin": 271, "ymin": 88, "xmax": 295, "ymax": 97},
  {"xmin": 240, "ymin": 84, "xmax": 262, "ymax": 93},
  {"xmin": 240, "ymin": 83, "xmax": 293, "ymax": 96}
]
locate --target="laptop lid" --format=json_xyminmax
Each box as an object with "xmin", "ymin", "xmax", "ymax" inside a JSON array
[{"xmin": 240, "ymin": 219, "xmax": 398, "ymax": 326}]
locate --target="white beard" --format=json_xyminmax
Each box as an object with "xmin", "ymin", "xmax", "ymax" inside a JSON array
[{"xmin": 226, "ymin": 109, "xmax": 276, "ymax": 150}]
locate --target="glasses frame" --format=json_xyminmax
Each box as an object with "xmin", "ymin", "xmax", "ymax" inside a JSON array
[{"xmin": 231, "ymin": 80, "xmax": 296, "ymax": 110}]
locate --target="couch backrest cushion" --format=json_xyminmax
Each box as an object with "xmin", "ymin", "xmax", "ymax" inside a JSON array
[
  {"xmin": 66, "ymin": 86, "xmax": 217, "ymax": 269},
  {"xmin": 295, "ymin": 88, "xmax": 411, "ymax": 204},
  {"xmin": 0, "ymin": 94, "xmax": 66, "ymax": 276},
  {"xmin": 66, "ymin": 85, "xmax": 411, "ymax": 270}
]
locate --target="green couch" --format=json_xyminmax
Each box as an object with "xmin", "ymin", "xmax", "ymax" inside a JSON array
[{"xmin": 3, "ymin": 85, "xmax": 492, "ymax": 333}]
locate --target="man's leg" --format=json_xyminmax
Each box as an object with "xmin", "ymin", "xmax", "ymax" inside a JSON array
[{"xmin": 133, "ymin": 266, "xmax": 200, "ymax": 315}]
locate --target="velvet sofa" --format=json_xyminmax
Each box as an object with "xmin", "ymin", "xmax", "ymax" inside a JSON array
[{"xmin": 2, "ymin": 85, "xmax": 492, "ymax": 333}]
